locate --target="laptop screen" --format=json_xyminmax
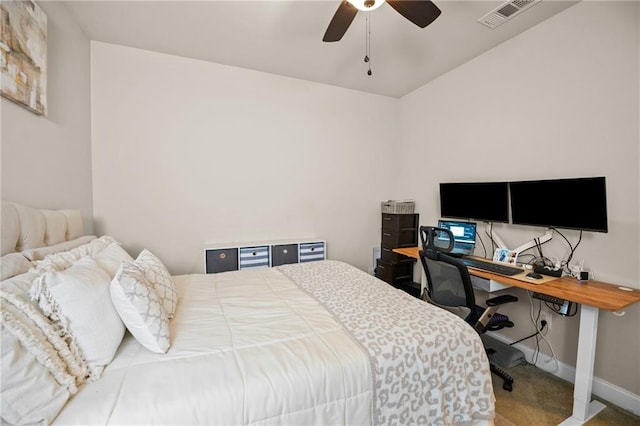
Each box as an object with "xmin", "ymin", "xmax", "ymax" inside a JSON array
[{"xmin": 437, "ymin": 220, "xmax": 477, "ymax": 255}]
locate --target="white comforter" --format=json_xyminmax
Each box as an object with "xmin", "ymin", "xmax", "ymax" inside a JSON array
[
  {"xmin": 54, "ymin": 266, "xmax": 373, "ymax": 425},
  {"xmin": 54, "ymin": 261, "xmax": 494, "ymax": 425}
]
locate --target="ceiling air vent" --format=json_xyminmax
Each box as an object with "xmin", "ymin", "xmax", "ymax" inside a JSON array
[{"xmin": 478, "ymin": 0, "xmax": 541, "ymax": 29}]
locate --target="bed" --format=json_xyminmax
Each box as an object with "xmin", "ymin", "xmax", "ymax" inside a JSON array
[{"xmin": 1, "ymin": 201, "xmax": 495, "ymax": 425}]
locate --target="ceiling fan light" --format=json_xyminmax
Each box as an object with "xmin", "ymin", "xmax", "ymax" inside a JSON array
[{"xmin": 347, "ymin": 0, "xmax": 385, "ymax": 12}]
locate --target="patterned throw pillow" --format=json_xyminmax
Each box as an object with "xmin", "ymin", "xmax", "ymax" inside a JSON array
[
  {"xmin": 110, "ymin": 262, "xmax": 170, "ymax": 353},
  {"xmin": 135, "ymin": 249, "xmax": 178, "ymax": 320}
]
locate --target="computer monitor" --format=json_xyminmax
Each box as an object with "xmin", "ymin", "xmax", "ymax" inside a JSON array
[
  {"xmin": 509, "ymin": 177, "xmax": 608, "ymax": 232},
  {"xmin": 437, "ymin": 220, "xmax": 477, "ymax": 255},
  {"xmin": 439, "ymin": 182, "xmax": 509, "ymax": 223}
]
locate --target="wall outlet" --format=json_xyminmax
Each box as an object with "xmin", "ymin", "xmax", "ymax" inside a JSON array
[{"xmin": 540, "ymin": 312, "xmax": 552, "ymax": 333}]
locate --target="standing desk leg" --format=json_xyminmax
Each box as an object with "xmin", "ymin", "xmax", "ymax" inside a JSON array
[{"xmin": 559, "ymin": 304, "xmax": 606, "ymax": 425}]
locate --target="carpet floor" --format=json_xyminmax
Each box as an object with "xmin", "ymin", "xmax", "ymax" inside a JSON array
[{"xmin": 492, "ymin": 363, "xmax": 640, "ymax": 425}]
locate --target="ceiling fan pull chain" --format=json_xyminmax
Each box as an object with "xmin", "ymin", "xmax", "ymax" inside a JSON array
[
  {"xmin": 364, "ymin": 13, "xmax": 369, "ymax": 63},
  {"xmin": 365, "ymin": 12, "xmax": 372, "ymax": 76}
]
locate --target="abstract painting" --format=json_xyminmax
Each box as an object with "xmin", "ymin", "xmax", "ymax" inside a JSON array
[{"xmin": 0, "ymin": 0, "xmax": 47, "ymax": 115}]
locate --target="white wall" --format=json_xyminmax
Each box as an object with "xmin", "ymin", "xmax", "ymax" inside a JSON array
[
  {"xmin": 90, "ymin": 42, "xmax": 398, "ymax": 275},
  {"xmin": 1, "ymin": 2, "xmax": 93, "ymax": 232},
  {"xmin": 0, "ymin": 0, "xmax": 636, "ymax": 413},
  {"xmin": 398, "ymin": 2, "xmax": 639, "ymax": 395}
]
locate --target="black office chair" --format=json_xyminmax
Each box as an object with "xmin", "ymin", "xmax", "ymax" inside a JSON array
[{"xmin": 418, "ymin": 225, "xmax": 518, "ymax": 391}]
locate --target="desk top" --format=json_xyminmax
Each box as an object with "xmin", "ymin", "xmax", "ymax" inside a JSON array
[{"xmin": 393, "ymin": 247, "xmax": 640, "ymax": 312}]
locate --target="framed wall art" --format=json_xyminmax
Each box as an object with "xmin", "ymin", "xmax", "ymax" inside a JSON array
[{"xmin": 0, "ymin": 0, "xmax": 47, "ymax": 116}]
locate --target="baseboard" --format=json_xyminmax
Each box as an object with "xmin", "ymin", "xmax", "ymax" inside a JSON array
[{"xmin": 487, "ymin": 331, "xmax": 640, "ymax": 416}]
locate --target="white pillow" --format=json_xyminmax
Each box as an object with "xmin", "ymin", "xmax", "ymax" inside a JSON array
[
  {"xmin": 21, "ymin": 235, "xmax": 96, "ymax": 262},
  {"xmin": 93, "ymin": 243, "xmax": 133, "ymax": 278},
  {"xmin": 1, "ymin": 253, "xmax": 32, "ymax": 280},
  {"xmin": 110, "ymin": 262, "xmax": 170, "ymax": 353},
  {"xmin": 31, "ymin": 251, "xmax": 78, "ymax": 275},
  {"xmin": 1, "ymin": 271, "xmax": 38, "ymax": 298},
  {"xmin": 29, "ymin": 237, "xmax": 105, "ymax": 273},
  {"xmin": 135, "ymin": 249, "xmax": 178, "ymax": 320},
  {"xmin": 30, "ymin": 257, "xmax": 125, "ymax": 379}
]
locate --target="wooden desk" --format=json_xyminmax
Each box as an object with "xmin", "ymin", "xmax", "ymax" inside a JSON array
[
  {"xmin": 393, "ymin": 247, "xmax": 640, "ymax": 312},
  {"xmin": 394, "ymin": 246, "xmax": 640, "ymax": 425}
]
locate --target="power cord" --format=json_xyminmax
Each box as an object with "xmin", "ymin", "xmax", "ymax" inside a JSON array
[
  {"xmin": 516, "ymin": 234, "xmax": 552, "ymax": 262},
  {"xmin": 544, "ymin": 300, "xmax": 578, "ymax": 317},
  {"xmin": 489, "ymin": 222, "xmax": 496, "ymax": 254},
  {"xmin": 509, "ymin": 320, "xmax": 547, "ymax": 346},
  {"xmin": 515, "ymin": 253, "xmax": 537, "ymax": 266},
  {"xmin": 527, "ymin": 292, "xmax": 559, "ymax": 372},
  {"xmin": 475, "ymin": 229, "xmax": 488, "ymax": 258},
  {"xmin": 528, "ymin": 255, "xmax": 557, "ymax": 270},
  {"xmin": 552, "ymin": 228, "xmax": 583, "ymax": 274}
]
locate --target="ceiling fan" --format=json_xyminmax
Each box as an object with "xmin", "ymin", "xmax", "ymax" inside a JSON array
[{"xmin": 323, "ymin": 0, "xmax": 442, "ymax": 42}]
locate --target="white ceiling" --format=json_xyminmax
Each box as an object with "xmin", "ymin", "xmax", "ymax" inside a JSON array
[{"xmin": 64, "ymin": 0, "xmax": 578, "ymax": 98}]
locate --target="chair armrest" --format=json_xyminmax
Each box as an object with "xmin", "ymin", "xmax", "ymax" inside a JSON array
[{"xmin": 486, "ymin": 295, "xmax": 518, "ymax": 306}]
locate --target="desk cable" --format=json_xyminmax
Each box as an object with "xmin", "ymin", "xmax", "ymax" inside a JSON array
[
  {"xmin": 475, "ymin": 229, "xmax": 488, "ymax": 258},
  {"xmin": 552, "ymin": 228, "xmax": 583, "ymax": 274},
  {"xmin": 527, "ymin": 291, "xmax": 559, "ymax": 373}
]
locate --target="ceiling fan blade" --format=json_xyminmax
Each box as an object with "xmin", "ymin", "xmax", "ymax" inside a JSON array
[
  {"xmin": 323, "ymin": 1, "xmax": 358, "ymax": 42},
  {"xmin": 386, "ymin": 0, "xmax": 441, "ymax": 28}
]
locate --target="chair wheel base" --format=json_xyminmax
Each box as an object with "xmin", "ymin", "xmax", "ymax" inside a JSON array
[{"xmin": 490, "ymin": 362, "xmax": 514, "ymax": 392}]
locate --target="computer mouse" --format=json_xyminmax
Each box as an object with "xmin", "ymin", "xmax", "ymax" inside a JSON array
[{"xmin": 526, "ymin": 272, "xmax": 543, "ymax": 279}]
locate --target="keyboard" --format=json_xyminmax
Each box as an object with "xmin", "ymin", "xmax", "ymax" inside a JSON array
[{"xmin": 461, "ymin": 257, "xmax": 524, "ymax": 276}]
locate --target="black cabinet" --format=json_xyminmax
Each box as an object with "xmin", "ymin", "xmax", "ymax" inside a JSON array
[
  {"xmin": 375, "ymin": 213, "xmax": 420, "ymax": 297},
  {"xmin": 375, "ymin": 259, "xmax": 413, "ymax": 283}
]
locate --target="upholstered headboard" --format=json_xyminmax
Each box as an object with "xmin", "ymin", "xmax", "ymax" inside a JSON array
[{"xmin": 1, "ymin": 201, "xmax": 84, "ymax": 256}]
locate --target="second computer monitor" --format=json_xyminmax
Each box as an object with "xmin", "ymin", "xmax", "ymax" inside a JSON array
[{"xmin": 437, "ymin": 220, "xmax": 477, "ymax": 255}]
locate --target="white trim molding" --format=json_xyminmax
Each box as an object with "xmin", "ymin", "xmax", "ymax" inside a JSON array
[{"xmin": 487, "ymin": 331, "xmax": 640, "ymax": 417}]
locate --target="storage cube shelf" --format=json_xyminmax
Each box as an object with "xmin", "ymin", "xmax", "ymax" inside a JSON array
[{"xmin": 205, "ymin": 240, "xmax": 326, "ymax": 273}]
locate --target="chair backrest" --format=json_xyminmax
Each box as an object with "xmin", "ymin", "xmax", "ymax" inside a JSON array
[{"xmin": 419, "ymin": 226, "xmax": 476, "ymax": 321}]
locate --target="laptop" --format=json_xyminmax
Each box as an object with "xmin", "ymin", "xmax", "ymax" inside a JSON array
[{"xmin": 437, "ymin": 220, "xmax": 477, "ymax": 256}]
